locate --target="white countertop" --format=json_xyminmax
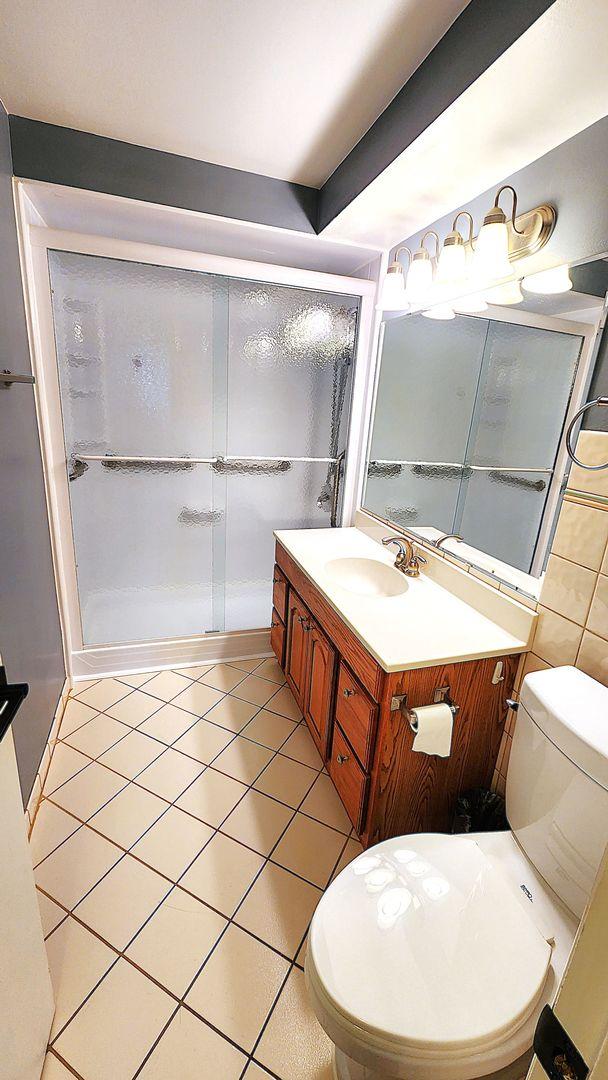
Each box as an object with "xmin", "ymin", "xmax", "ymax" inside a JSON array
[{"xmin": 274, "ymin": 527, "xmax": 535, "ymax": 673}]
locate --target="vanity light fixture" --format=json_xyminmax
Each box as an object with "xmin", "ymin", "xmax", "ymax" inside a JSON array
[
  {"xmin": 406, "ymin": 231, "xmax": 439, "ymax": 303},
  {"xmin": 522, "ymin": 263, "xmax": 572, "ymax": 294},
  {"xmin": 453, "ymin": 293, "xmax": 488, "ymax": 314},
  {"xmin": 422, "ymin": 304, "xmax": 456, "ymax": 320},
  {"xmin": 378, "ymin": 246, "xmax": 411, "ymax": 311},
  {"xmin": 485, "ymin": 279, "xmax": 524, "ymax": 305},
  {"xmin": 437, "ymin": 212, "xmax": 474, "ymax": 284},
  {"xmin": 475, "ymin": 185, "xmax": 524, "ymax": 280}
]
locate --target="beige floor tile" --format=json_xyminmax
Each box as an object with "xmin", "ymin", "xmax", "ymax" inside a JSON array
[
  {"xmin": 176, "ymin": 768, "xmax": 247, "ymax": 827},
  {"xmin": 41, "ymin": 1051, "xmax": 75, "ymax": 1078},
  {"xmin": 300, "ymin": 772, "xmax": 353, "ymax": 834},
  {"xmin": 186, "ymin": 924, "xmax": 288, "ymax": 1051},
  {"xmin": 235, "ymin": 862, "xmax": 321, "ymax": 958},
  {"xmin": 254, "ymin": 754, "xmax": 317, "ymax": 808},
  {"xmin": 180, "ymin": 832, "xmax": 263, "ymax": 916},
  {"xmin": 231, "ymin": 674, "xmax": 278, "ymax": 707},
  {"xmin": 227, "ymin": 657, "xmax": 265, "ymax": 673},
  {"xmin": 70, "ymin": 679, "xmax": 98, "ymax": 695},
  {"xmin": 127, "ymin": 887, "xmax": 226, "ymax": 996},
  {"xmin": 144, "ymin": 669, "xmax": 194, "ymax": 702},
  {"xmin": 173, "ymin": 664, "xmax": 213, "ymax": 679},
  {"xmin": 59, "ymin": 698, "xmax": 100, "ymax": 738},
  {"xmin": 105, "ymin": 690, "xmax": 164, "ymax": 728},
  {"xmin": 279, "ymin": 725, "xmax": 323, "ymax": 769},
  {"xmin": 88, "ymin": 782, "xmax": 167, "ymax": 849},
  {"xmin": 138, "ymin": 1006, "xmax": 246, "ymax": 1079},
  {"xmin": 256, "ymin": 967, "xmax": 334, "ymax": 1080},
  {"xmin": 244, "ymin": 1064, "xmax": 274, "ymax": 1079},
  {"xmin": 74, "ymin": 854, "xmax": 171, "ymax": 950},
  {"xmin": 213, "ymin": 737, "xmax": 274, "ymax": 784},
  {"xmin": 98, "ymin": 729, "xmax": 165, "ymax": 779},
  {"xmin": 273, "ymin": 813, "xmax": 346, "ymax": 888},
  {"xmin": 265, "ymin": 684, "xmax": 302, "ymax": 721},
  {"xmin": 75, "ymin": 678, "xmax": 131, "ymax": 712},
  {"xmin": 294, "ymin": 933, "xmax": 307, "ymax": 970},
  {"xmin": 43, "ymin": 744, "xmax": 90, "ymax": 795},
  {"xmin": 45, "ymin": 916, "xmax": 116, "ymax": 1037},
  {"xmin": 241, "ymin": 708, "xmax": 297, "ymax": 750},
  {"xmin": 29, "ymin": 800, "xmax": 80, "ymax": 866},
  {"xmin": 136, "ymin": 747, "xmax": 204, "ymax": 802},
  {"xmin": 172, "ymin": 681, "xmax": 225, "ymax": 717},
  {"xmin": 54, "ymin": 958, "xmax": 175, "ymax": 1080},
  {"xmin": 138, "ymin": 702, "xmax": 198, "ymax": 744},
  {"xmin": 198, "ymin": 663, "xmax": 248, "ymax": 692},
  {"xmin": 132, "ymin": 806, "xmax": 213, "ymax": 881},
  {"xmin": 48, "ymin": 761, "xmax": 127, "ymax": 821},
  {"xmin": 172, "ymin": 716, "xmax": 234, "ymax": 763},
  {"xmin": 253, "ymin": 658, "xmax": 286, "ymax": 685},
  {"xmin": 64, "ymin": 713, "xmax": 129, "ymax": 759},
  {"xmin": 222, "ymin": 789, "xmax": 293, "ymax": 856},
  {"xmin": 35, "ymin": 825, "xmax": 122, "ymax": 909},
  {"xmin": 331, "ymin": 837, "xmax": 364, "ymax": 881},
  {"xmin": 204, "ymin": 694, "xmax": 259, "ymax": 732},
  {"xmin": 36, "ymin": 890, "xmax": 68, "ymax": 938},
  {"xmin": 117, "ymin": 670, "xmax": 157, "ymax": 688}
]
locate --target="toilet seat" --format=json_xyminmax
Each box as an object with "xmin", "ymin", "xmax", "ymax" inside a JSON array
[{"xmin": 306, "ymin": 834, "xmax": 553, "ymax": 1079}]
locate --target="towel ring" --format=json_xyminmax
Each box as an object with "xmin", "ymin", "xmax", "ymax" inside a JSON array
[{"xmin": 565, "ymin": 397, "xmax": 608, "ymax": 470}]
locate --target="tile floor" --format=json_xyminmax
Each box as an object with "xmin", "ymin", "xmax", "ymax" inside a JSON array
[{"xmin": 32, "ymin": 656, "xmax": 363, "ymax": 1079}]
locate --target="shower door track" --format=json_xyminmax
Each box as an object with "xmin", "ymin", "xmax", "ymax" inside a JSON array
[{"xmin": 20, "ymin": 219, "xmax": 377, "ymax": 681}]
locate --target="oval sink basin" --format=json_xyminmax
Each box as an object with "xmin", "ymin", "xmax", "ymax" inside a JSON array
[{"xmin": 324, "ymin": 557, "xmax": 408, "ymax": 598}]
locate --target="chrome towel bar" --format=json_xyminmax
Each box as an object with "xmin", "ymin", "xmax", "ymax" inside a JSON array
[{"xmin": 565, "ymin": 397, "xmax": 608, "ymax": 471}]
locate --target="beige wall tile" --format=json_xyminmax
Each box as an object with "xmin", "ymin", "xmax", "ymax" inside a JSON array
[
  {"xmin": 552, "ymin": 501, "xmax": 608, "ymax": 571},
  {"xmin": 568, "ymin": 432, "xmax": 608, "ymax": 499},
  {"xmin": 602, "ymin": 542, "xmax": 608, "ymax": 576},
  {"xmin": 532, "ymin": 607, "xmax": 583, "ymax": 667},
  {"xmin": 577, "ymin": 631, "xmax": 608, "ymax": 688},
  {"xmin": 540, "ymin": 554, "xmax": 597, "ymax": 626},
  {"xmin": 587, "ymin": 575, "xmax": 608, "ymax": 641}
]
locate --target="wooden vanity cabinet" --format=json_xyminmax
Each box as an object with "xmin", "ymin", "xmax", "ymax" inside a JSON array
[{"xmin": 274, "ymin": 541, "xmax": 519, "ymax": 846}]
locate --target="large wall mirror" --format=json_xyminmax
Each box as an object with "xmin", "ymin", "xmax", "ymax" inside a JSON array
[{"xmin": 363, "ymin": 257, "xmax": 608, "ymax": 597}]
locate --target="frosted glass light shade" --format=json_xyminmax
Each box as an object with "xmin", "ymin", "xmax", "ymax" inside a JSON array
[
  {"xmin": 379, "ymin": 267, "xmax": 408, "ymax": 311},
  {"xmin": 475, "ymin": 220, "xmax": 512, "ymax": 279},
  {"xmin": 485, "ymin": 280, "xmax": 523, "ymax": 305},
  {"xmin": 422, "ymin": 304, "xmax": 456, "ymax": 320},
  {"xmin": 454, "ymin": 292, "xmax": 488, "ymax": 314},
  {"xmin": 406, "ymin": 255, "xmax": 433, "ymax": 302},
  {"xmin": 522, "ymin": 264, "xmax": 572, "ymax": 294},
  {"xmin": 437, "ymin": 240, "xmax": 466, "ymax": 284}
]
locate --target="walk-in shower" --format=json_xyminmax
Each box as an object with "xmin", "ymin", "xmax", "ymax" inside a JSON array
[{"xmin": 46, "ymin": 249, "xmax": 361, "ymax": 655}]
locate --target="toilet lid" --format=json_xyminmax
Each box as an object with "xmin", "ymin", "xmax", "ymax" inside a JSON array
[{"xmin": 308, "ymin": 834, "xmax": 552, "ymax": 1057}]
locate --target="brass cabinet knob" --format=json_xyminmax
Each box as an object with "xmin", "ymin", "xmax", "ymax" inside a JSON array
[
  {"xmin": 343, "ymin": 687, "xmax": 355, "ymax": 698},
  {"xmin": 272, "ymin": 576, "xmax": 280, "ymax": 584},
  {"xmin": 336, "ymin": 753, "xmax": 349, "ymax": 765}
]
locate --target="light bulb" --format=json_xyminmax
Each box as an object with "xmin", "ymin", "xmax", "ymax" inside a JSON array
[
  {"xmin": 437, "ymin": 236, "xmax": 466, "ymax": 284},
  {"xmin": 454, "ymin": 292, "xmax": 488, "ymax": 314},
  {"xmin": 422, "ymin": 304, "xmax": 456, "ymax": 320},
  {"xmin": 379, "ymin": 265, "xmax": 407, "ymax": 311},
  {"xmin": 485, "ymin": 280, "xmax": 523, "ymax": 305},
  {"xmin": 406, "ymin": 254, "xmax": 433, "ymax": 302},
  {"xmin": 475, "ymin": 220, "xmax": 512, "ymax": 279},
  {"xmin": 522, "ymin": 264, "xmax": 572, "ymax": 294}
]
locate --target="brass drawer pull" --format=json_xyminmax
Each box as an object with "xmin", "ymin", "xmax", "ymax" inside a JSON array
[
  {"xmin": 343, "ymin": 687, "xmax": 355, "ymax": 698},
  {"xmin": 302, "ymin": 621, "xmax": 311, "ymax": 632},
  {"xmin": 336, "ymin": 753, "xmax": 349, "ymax": 765}
]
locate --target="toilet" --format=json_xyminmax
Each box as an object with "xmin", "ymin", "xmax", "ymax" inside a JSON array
[{"xmin": 306, "ymin": 666, "xmax": 608, "ymax": 1080}]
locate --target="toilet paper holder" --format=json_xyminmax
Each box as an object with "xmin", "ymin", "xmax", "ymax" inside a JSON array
[{"xmin": 392, "ymin": 686, "xmax": 460, "ymax": 732}]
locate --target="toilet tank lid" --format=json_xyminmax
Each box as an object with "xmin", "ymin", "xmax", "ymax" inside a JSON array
[{"xmin": 521, "ymin": 666, "xmax": 608, "ymax": 791}]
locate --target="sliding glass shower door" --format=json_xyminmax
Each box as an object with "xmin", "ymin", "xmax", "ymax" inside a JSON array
[{"xmin": 48, "ymin": 251, "xmax": 358, "ymax": 646}]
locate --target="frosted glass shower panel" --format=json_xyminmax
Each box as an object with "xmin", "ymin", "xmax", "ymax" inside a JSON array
[
  {"xmin": 48, "ymin": 251, "xmax": 220, "ymax": 458},
  {"xmin": 226, "ymin": 280, "xmax": 358, "ymax": 458},
  {"xmin": 68, "ymin": 460, "xmax": 217, "ymax": 643},
  {"xmin": 458, "ymin": 469, "xmax": 549, "ymax": 572}
]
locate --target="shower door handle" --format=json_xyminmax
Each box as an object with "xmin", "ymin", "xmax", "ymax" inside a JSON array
[{"xmin": 178, "ymin": 508, "xmax": 223, "ymax": 525}]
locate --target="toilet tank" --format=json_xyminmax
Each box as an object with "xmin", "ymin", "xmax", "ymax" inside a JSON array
[{"xmin": 507, "ymin": 666, "xmax": 608, "ymax": 919}]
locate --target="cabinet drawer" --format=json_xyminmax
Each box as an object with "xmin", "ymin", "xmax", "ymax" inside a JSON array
[
  {"xmin": 270, "ymin": 608, "xmax": 285, "ymax": 667},
  {"xmin": 329, "ymin": 724, "xmax": 368, "ymax": 833},
  {"xmin": 272, "ymin": 566, "xmax": 288, "ymax": 624},
  {"xmin": 335, "ymin": 662, "xmax": 377, "ymax": 770}
]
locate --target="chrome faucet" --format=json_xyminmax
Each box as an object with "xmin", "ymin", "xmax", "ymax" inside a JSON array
[
  {"xmin": 434, "ymin": 533, "xmax": 464, "ymax": 549},
  {"xmin": 382, "ymin": 535, "xmax": 427, "ymax": 577}
]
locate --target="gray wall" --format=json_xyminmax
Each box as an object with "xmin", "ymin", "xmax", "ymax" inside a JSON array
[{"xmin": 0, "ymin": 100, "xmax": 65, "ymax": 802}]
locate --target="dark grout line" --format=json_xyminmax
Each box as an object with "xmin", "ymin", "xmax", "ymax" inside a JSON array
[{"xmin": 45, "ymin": 1045, "xmax": 87, "ymax": 1079}]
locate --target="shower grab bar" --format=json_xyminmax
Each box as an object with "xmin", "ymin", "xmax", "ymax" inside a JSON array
[
  {"xmin": 69, "ymin": 452, "xmax": 339, "ymax": 479},
  {"xmin": 371, "ymin": 459, "xmax": 551, "ymax": 474},
  {"xmin": 213, "ymin": 457, "xmax": 291, "ymax": 474}
]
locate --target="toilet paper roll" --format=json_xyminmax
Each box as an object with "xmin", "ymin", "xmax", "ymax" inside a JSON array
[{"xmin": 410, "ymin": 702, "xmax": 453, "ymax": 757}]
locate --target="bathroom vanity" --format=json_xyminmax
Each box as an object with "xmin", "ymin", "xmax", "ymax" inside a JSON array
[{"xmin": 272, "ymin": 528, "xmax": 535, "ymax": 846}]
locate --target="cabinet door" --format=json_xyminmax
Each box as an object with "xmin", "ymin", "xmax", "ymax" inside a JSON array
[
  {"xmin": 270, "ymin": 608, "xmax": 286, "ymax": 667},
  {"xmin": 303, "ymin": 620, "xmax": 336, "ymax": 758},
  {"xmin": 285, "ymin": 591, "xmax": 311, "ymax": 710}
]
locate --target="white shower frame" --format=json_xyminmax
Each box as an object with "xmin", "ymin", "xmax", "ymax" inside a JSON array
[{"xmin": 19, "ymin": 220, "xmax": 377, "ymax": 681}]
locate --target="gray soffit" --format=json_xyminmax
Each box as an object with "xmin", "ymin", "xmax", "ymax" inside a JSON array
[
  {"xmin": 9, "ymin": 116, "xmax": 319, "ymax": 234},
  {"xmin": 317, "ymin": 0, "xmax": 558, "ymax": 232}
]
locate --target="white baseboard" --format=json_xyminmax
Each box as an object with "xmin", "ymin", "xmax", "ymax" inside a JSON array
[{"xmin": 71, "ymin": 628, "xmax": 272, "ymax": 681}]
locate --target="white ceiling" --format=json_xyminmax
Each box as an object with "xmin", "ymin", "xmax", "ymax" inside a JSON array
[
  {"xmin": 0, "ymin": 0, "xmax": 468, "ymax": 188},
  {"xmin": 324, "ymin": 0, "xmax": 608, "ymax": 248}
]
